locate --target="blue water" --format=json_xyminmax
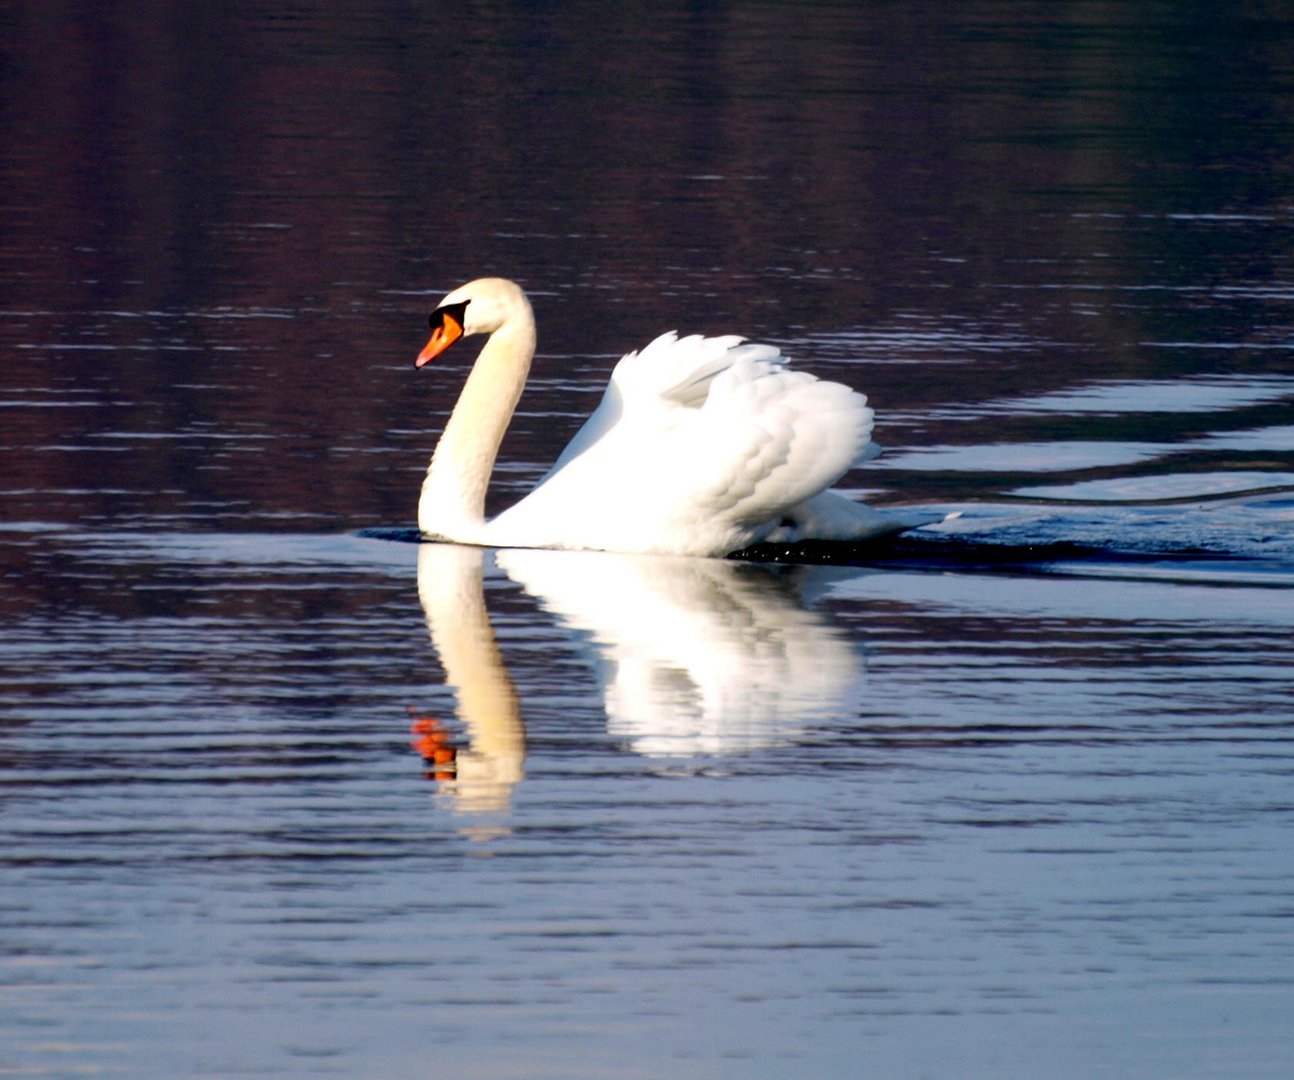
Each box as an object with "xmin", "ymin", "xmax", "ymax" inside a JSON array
[
  {"xmin": 3, "ymin": 3, "xmax": 1294, "ymax": 1077},
  {"xmin": 5, "ymin": 526, "xmax": 1292, "ymax": 1078}
]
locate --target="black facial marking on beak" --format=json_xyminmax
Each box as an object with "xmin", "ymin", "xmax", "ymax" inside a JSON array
[{"xmin": 429, "ymin": 299, "xmax": 470, "ymax": 331}]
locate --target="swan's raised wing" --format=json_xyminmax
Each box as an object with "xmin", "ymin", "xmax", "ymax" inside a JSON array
[
  {"xmin": 545, "ymin": 331, "xmax": 874, "ymax": 472},
  {"xmin": 672, "ymin": 347, "xmax": 876, "ymax": 528},
  {"xmin": 493, "ymin": 332, "xmax": 880, "ymax": 554},
  {"xmin": 541, "ymin": 332, "xmax": 752, "ymax": 480}
]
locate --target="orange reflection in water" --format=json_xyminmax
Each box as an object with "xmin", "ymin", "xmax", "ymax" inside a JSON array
[{"xmin": 409, "ymin": 709, "xmax": 457, "ymax": 782}]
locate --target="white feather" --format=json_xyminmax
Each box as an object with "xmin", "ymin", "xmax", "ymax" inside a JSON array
[{"xmin": 417, "ymin": 278, "xmax": 935, "ymax": 556}]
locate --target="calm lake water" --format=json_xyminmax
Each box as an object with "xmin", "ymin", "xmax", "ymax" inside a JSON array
[{"xmin": 3, "ymin": 3, "xmax": 1294, "ymax": 1077}]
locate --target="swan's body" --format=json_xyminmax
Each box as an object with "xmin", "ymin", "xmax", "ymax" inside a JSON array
[{"xmin": 415, "ymin": 277, "xmax": 930, "ymax": 557}]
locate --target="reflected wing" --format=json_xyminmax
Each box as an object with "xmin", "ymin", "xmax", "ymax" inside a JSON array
[{"xmin": 496, "ymin": 548, "xmax": 865, "ymax": 756}]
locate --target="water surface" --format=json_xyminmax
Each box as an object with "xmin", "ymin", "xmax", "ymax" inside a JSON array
[{"xmin": 2, "ymin": 3, "xmax": 1294, "ymax": 1077}]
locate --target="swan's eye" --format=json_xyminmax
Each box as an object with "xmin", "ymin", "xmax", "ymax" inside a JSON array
[{"xmin": 430, "ymin": 299, "xmax": 470, "ymax": 331}]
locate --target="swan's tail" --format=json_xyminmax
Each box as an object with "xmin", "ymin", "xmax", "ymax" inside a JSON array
[{"xmin": 766, "ymin": 491, "xmax": 957, "ymax": 543}]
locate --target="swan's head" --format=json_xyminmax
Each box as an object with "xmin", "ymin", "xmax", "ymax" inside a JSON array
[{"xmin": 416, "ymin": 277, "xmax": 531, "ymax": 368}]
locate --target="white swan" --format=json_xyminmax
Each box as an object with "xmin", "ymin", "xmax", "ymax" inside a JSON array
[{"xmin": 415, "ymin": 277, "xmax": 932, "ymax": 556}]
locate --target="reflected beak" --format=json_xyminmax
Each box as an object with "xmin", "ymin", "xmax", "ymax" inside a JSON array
[{"xmin": 415, "ymin": 311, "xmax": 464, "ymax": 367}]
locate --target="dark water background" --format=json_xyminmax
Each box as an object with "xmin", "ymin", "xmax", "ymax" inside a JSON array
[{"xmin": 3, "ymin": 3, "xmax": 1294, "ymax": 1077}]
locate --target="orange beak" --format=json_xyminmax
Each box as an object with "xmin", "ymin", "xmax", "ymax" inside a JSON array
[{"xmin": 415, "ymin": 310, "xmax": 464, "ymax": 367}]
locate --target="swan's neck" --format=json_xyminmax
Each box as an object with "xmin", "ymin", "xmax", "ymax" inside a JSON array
[{"xmin": 419, "ymin": 313, "xmax": 536, "ymax": 540}]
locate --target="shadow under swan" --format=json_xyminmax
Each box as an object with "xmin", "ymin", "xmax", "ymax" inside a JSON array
[{"xmin": 414, "ymin": 543, "xmax": 871, "ymax": 813}]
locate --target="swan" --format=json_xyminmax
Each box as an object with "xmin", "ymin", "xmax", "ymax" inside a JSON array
[{"xmin": 414, "ymin": 277, "xmax": 932, "ymax": 556}]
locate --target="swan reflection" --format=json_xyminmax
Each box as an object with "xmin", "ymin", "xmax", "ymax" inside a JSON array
[
  {"xmin": 414, "ymin": 543, "xmax": 524, "ymax": 822},
  {"xmin": 495, "ymin": 549, "xmax": 866, "ymax": 757},
  {"xmin": 414, "ymin": 543, "xmax": 868, "ymax": 816}
]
